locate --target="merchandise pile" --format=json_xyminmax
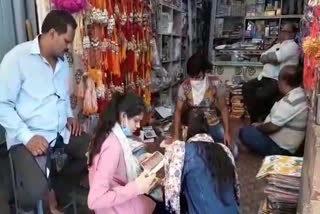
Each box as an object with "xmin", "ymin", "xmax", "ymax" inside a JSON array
[
  {"xmin": 229, "ymin": 84, "xmax": 245, "ymax": 119},
  {"xmin": 257, "ymin": 156, "xmax": 303, "ymax": 214}
]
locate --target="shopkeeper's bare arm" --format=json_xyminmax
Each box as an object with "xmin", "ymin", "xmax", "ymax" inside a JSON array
[
  {"xmin": 260, "ymin": 52, "xmax": 279, "ymax": 65},
  {"xmin": 173, "ymin": 100, "xmax": 184, "ymax": 141},
  {"xmin": 257, "ymin": 122, "xmax": 281, "ymax": 135}
]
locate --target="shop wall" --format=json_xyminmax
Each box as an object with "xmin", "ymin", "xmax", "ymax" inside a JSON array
[
  {"xmin": 0, "ymin": 0, "xmax": 38, "ymax": 61},
  {"xmin": 0, "ymin": 0, "xmax": 16, "ymax": 60}
]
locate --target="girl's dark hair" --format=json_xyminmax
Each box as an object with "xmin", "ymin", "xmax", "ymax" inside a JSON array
[
  {"xmin": 187, "ymin": 113, "xmax": 235, "ymax": 205},
  {"xmin": 87, "ymin": 92, "xmax": 146, "ymax": 166},
  {"xmin": 200, "ymin": 142, "xmax": 236, "ymax": 206},
  {"xmin": 186, "ymin": 112, "xmax": 209, "ymax": 139}
]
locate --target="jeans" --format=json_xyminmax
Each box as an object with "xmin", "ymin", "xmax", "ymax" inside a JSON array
[
  {"xmin": 239, "ymin": 126, "xmax": 291, "ymax": 156},
  {"xmin": 182, "ymin": 143, "xmax": 239, "ymax": 214},
  {"xmin": 208, "ymin": 123, "xmax": 225, "ymax": 143}
]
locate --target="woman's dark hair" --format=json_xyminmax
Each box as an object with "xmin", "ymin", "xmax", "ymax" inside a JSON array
[
  {"xmin": 186, "ymin": 112, "xmax": 209, "ymax": 139},
  {"xmin": 187, "ymin": 113, "xmax": 236, "ymax": 205},
  {"xmin": 187, "ymin": 51, "xmax": 213, "ymax": 77},
  {"xmin": 87, "ymin": 92, "xmax": 146, "ymax": 166},
  {"xmin": 200, "ymin": 142, "xmax": 236, "ymax": 205},
  {"xmin": 41, "ymin": 10, "xmax": 77, "ymax": 34}
]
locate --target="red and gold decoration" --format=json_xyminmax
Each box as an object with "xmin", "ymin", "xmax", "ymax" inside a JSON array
[
  {"xmin": 75, "ymin": 0, "xmax": 153, "ymax": 115},
  {"xmin": 303, "ymin": 6, "xmax": 320, "ymax": 90}
]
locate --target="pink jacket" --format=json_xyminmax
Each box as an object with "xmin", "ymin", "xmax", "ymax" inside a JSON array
[{"xmin": 88, "ymin": 132, "xmax": 156, "ymax": 214}]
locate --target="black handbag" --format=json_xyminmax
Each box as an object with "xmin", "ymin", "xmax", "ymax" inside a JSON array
[{"xmin": 9, "ymin": 144, "xmax": 49, "ymax": 212}]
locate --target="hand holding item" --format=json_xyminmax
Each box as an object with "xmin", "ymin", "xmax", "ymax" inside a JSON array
[{"xmin": 135, "ymin": 170, "xmax": 157, "ymax": 194}]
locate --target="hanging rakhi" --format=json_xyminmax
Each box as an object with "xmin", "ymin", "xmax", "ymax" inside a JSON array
[
  {"xmin": 87, "ymin": 68, "xmax": 105, "ymax": 99},
  {"xmin": 128, "ymin": 0, "xmax": 134, "ymax": 24},
  {"xmin": 119, "ymin": 32, "xmax": 127, "ymax": 63},
  {"xmin": 107, "ymin": 0, "xmax": 115, "ymax": 37},
  {"xmin": 111, "ymin": 30, "xmax": 121, "ymax": 77},
  {"xmin": 82, "ymin": 24, "xmax": 91, "ymax": 50},
  {"xmin": 119, "ymin": 0, "xmax": 128, "ymax": 62},
  {"xmin": 109, "ymin": 74, "xmax": 116, "ymax": 93},
  {"xmin": 83, "ymin": 78, "xmax": 93, "ymax": 116},
  {"xmin": 87, "ymin": 0, "xmax": 108, "ymax": 25},
  {"xmin": 123, "ymin": 0, "xmax": 134, "ymax": 73},
  {"xmin": 136, "ymin": 1, "xmax": 143, "ymax": 26},
  {"xmin": 120, "ymin": 0, "xmax": 128, "ymax": 26},
  {"xmin": 143, "ymin": 3, "xmax": 151, "ymax": 26},
  {"xmin": 126, "ymin": 72, "xmax": 134, "ymax": 91},
  {"xmin": 88, "ymin": 0, "xmax": 101, "ymax": 24},
  {"xmin": 114, "ymin": 0, "xmax": 120, "ymax": 19},
  {"xmin": 86, "ymin": 24, "xmax": 106, "ymax": 100},
  {"xmin": 83, "ymin": 77, "xmax": 99, "ymax": 116},
  {"xmin": 98, "ymin": 0, "xmax": 108, "ymax": 25},
  {"xmin": 73, "ymin": 13, "xmax": 85, "ymax": 56}
]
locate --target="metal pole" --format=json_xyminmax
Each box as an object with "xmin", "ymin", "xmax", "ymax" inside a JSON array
[{"xmin": 208, "ymin": 0, "xmax": 217, "ymax": 62}]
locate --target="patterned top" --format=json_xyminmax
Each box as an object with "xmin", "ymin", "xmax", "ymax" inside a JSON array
[
  {"xmin": 164, "ymin": 134, "xmax": 240, "ymax": 214},
  {"xmin": 177, "ymin": 75, "xmax": 225, "ymax": 126}
]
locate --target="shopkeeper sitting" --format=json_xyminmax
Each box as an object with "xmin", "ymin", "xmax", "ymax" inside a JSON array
[
  {"xmin": 173, "ymin": 52, "xmax": 231, "ymax": 146},
  {"xmin": 239, "ymin": 66, "xmax": 308, "ymax": 156},
  {"xmin": 243, "ymin": 23, "xmax": 299, "ymax": 123}
]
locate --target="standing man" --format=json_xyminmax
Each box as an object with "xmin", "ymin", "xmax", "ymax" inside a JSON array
[
  {"xmin": 0, "ymin": 10, "xmax": 89, "ymax": 213},
  {"xmin": 243, "ymin": 23, "xmax": 299, "ymax": 123}
]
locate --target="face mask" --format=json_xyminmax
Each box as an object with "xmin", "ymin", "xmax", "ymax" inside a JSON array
[
  {"xmin": 190, "ymin": 76, "xmax": 206, "ymax": 91},
  {"xmin": 122, "ymin": 115, "xmax": 132, "ymax": 136}
]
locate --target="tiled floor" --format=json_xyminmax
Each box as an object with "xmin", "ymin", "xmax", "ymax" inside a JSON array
[{"xmin": 230, "ymin": 118, "xmax": 265, "ymax": 214}]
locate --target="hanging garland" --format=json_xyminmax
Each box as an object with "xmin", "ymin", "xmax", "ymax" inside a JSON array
[
  {"xmin": 54, "ymin": 0, "xmax": 154, "ymax": 116},
  {"xmin": 303, "ymin": 4, "xmax": 320, "ymax": 90}
]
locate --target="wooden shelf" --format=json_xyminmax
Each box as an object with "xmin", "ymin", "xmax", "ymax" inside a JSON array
[
  {"xmin": 213, "ymin": 61, "xmax": 263, "ymax": 67},
  {"xmin": 214, "ymin": 36, "xmax": 241, "ymax": 40},
  {"xmin": 216, "ymin": 15, "xmax": 244, "ymax": 18},
  {"xmin": 160, "ymin": 1, "xmax": 186, "ymax": 12},
  {"xmin": 216, "ymin": 49, "xmax": 264, "ymax": 56},
  {"xmin": 158, "ymin": 33, "xmax": 182, "ymax": 37},
  {"xmin": 245, "ymin": 14, "xmax": 303, "ymax": 20}
]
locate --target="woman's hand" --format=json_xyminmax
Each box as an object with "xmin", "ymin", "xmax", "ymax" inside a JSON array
[{"xmin": 135, "ymin": 170, "xmax": 157, "ymax": 194}]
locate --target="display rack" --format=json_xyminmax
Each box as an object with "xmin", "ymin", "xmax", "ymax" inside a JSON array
[
  {"xmin": 151, "ymin": 0, "xmax": 188, "ymax": 108},
  {"xmin": 208, "ymin": 0, "xmax": 304, "ymax": 82}
]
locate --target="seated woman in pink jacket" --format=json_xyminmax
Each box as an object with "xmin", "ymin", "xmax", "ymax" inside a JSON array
[{"xmin": 87, "ymin": 93, "xmax": 157, "ymax": 214}]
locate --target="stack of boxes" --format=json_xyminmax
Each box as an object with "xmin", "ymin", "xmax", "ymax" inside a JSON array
[
  {"xmin": 230, "ymin": 84, "xmax": 245, "ymax": 119},
  {"xmin": 246, "ymin": 0, "xmax": 282, "ymax": 17}
]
